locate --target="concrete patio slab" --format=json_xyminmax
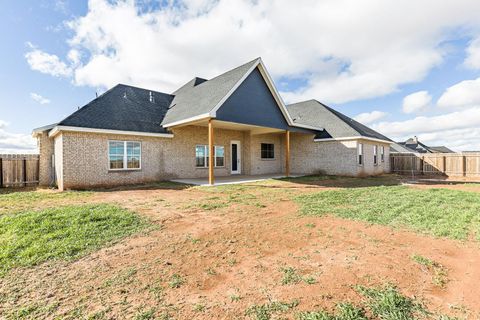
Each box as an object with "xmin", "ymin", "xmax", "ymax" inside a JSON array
[{"xmin": 171, "ymin": 173, "xmax": 303, "ymax": 186}]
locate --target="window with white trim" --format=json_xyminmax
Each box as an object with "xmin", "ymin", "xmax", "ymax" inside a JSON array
[
  {"xmin": 108, "ymin": 141, "xmax": 141, "ymax": 170},
  {"xmin": 380, "ymin": 145, "xmax": 385, "ymax": 162},
  {"xmin": 373, "ymin": 145, "xmax": 378, "ymax": 165},
  {"xmin": 358, "ymin": 143, "xmax": 363, "ymax": 165},
  {"xmin": 195, "ymin": 145, "xmax": 224, "ymax": 168}
]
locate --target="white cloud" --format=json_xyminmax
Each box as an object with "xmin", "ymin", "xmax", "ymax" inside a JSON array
[
  {"xmin": 402, "ymin": 90, "xmax": 431, "ymax": 113},
  {"xmin": 465, "ymin": 36, "xmax": 480, "ymax": 69},
  {"xmin": 30, "ymin": 93, "xmax": 51, "ymax": 105},
  {"xmin": 0, "ymin": 121, "xmax": 37, "ymax": 154},
  {"xmin": 437, "ymin": 77, "xmax": 480, "ymax": 109},
  {"xmin": 353, "ymin": 111, "xmax": 388, "ymax": 125},
  {"xmin": 372, "ymin": 107, "xmax": 480, "ymax": 151},
  {"xmin": 25, "ymin": 44, "xmax": 71, "ymax": 77},
  {"xmin": 25, "ymin": 0, "xmax": 480, "ymax": 104}
]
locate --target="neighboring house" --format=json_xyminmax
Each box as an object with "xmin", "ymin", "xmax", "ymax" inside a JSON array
[
  {"xmin": 393, "ymin": 136, "xmax": 454, "ymax": 154},
  {"xmin": 33, "ymin": 58, "xmax": 392, "ymax": 190}
]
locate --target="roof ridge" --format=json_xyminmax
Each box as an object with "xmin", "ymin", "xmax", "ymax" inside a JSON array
[{"xmin": 117, "ymin": 83, "xmax": 173, "ymax": 96}]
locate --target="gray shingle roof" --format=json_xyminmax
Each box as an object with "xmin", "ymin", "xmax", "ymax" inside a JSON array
[
  {"xmin": 286, "ymin": 100, "xmax": 391, "ymax": 142},
  {"xmin": 58, "ymin": 84, "xmax": 174, "ymax": 134},
  {"xmin": 390, "ymin": 142, "xmax": 416, "ymax": 153},
  {"xmin": 161, "ymin": 58, "xmax": 259, "ymax": 125},
  {"xmin": 429, "ymin": 146, "xmax": 454, "ymax": 153}
]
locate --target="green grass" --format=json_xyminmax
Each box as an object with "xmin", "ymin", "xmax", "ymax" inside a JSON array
[
  {"xmin": 355, "ymin": 285, "xmax": 427, "ymax": 320},
  {"xmin": 297, "ymin": 303, "xmax": 367, "ymax": 320},
  {"xmin": 246, "ymin": 300, "xmax": 299, "ymax": 320},
  {"xmin": 297, "ymin": 285, "xmax": 457, "ymax": 320},
  {"xmin": 0, "ymin": 190, "xmax": 93, "ymax": 214},
  {"xmin": 296, "ymin": 186, "xmax": 480, "ymax": 240},
  {"xmin": 0, "ymin": 204, "xmax": 149, "ymax": 275}
]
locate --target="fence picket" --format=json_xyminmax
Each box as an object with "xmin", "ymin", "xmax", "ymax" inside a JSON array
[{"xmin": 0, "ymin": 154, "xmax": 40, "ymax": 188}]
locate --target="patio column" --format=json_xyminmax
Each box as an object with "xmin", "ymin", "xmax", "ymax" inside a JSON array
[
  {"xmin": 208, "ymin": 119, "xmax": 215, "ymax": 185},
  {"xmin": 285, "ymin": 130, "xmax": 290, "ymax": 177}
]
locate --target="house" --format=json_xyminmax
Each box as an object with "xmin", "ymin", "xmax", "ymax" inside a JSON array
[
  {"xmin": 392, "ymin": 136, "xmax": 454, "ymax": 153},
  {"xmin": 33, "ymin": 58, "xmax": 392, "ymax": 190}
]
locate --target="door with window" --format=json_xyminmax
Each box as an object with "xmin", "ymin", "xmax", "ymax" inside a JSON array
[{"xmin": 230, "ymin": 141, "xmax": 241, "ymax": 174}]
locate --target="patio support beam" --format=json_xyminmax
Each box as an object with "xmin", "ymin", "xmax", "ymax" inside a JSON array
[
  {"xmin": 285, "ymin": 130, "xmax": 290, "ymax": 177},
  {"xmin": 208, "ymin": 119, "xmax": 215, "ymax": 185}
]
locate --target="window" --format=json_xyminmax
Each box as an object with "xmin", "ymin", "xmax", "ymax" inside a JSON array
[
  {"xmin": 109, "ymin": 141, "xmax": 141, "ymax": 170},
  {"xmin": 261, "ymin": 143, "xmax": 275, "ymax": 159},
  {"xmin": 215, "ymin": 146, "xmax": 225, "ymax": 167},
  {"xmin": 195, "ymin": 145, "xmax": 224, "ymax": 167},
  {"xmin": 358, "ymin": 143, "xmax": 363, "ymax": 165},
  {"xmin": 380, "ymin": 145, "xmax": 385, "ymax": 162},
  {"xmin": 373, "ymin": 145, "xmax": 378, "ymax": 165}
]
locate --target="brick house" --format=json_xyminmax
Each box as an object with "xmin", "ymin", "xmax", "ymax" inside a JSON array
[{"xmin": 33, "ymin": 58, "xmax": 392, "ymax": 190}]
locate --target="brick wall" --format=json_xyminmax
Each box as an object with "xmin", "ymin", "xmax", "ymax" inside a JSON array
[
  {"xmin": 38, "ymin": 125, "xmax": 391, "ymax": 190},
  {"xmin": 37, "ymin": 132, "xmax": 54, "ymax": 186}
]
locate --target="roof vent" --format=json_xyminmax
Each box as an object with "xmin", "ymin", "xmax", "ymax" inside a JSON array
[
  {"xmin": 149, "ymin": 91, "xmax": 155, "ymax": 103},
  {"xmin": 123, "ymin": 91, "xmax": 127, "ymax": 99}
]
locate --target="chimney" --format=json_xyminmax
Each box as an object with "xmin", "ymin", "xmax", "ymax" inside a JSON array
[{"xmin": 413, "ymin": 136, "xmax": 418, "ymax": 143}]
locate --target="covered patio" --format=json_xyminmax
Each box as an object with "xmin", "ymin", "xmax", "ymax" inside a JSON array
[{"xmin": 171, "ymin": 173, "xmax": 302, "ymax": 186}]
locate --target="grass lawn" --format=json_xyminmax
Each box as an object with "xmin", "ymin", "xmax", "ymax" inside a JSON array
[
  {"xmin": 0, "ymin": 204, "xmax": 150, "ymax": 275},
  {"xmin": 0, "ymin": 190, "xmax": 93, "ymax": 214},
  {"xmin": 296, "ymin": 185, "xmax": 480, "ymax": 240}
]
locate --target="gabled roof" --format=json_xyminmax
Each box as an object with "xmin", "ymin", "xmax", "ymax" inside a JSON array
[
  {"xmin": 162, "ymin": 58, "xmax": 260, "ymax": 126},
  {"xmin": 286, "ymin": 100, "xmax": 391, "ymax": 143},
  {"xmin": 57, "ymin": 84, "xmax": 174, "ymax": 134},
  {"xmin": 429, "ymin": 146, "xmax": 454, "ymax": 153},
  {"xmin": 390, "ymin": 142, "xmax": 417, "ymax": 153}
]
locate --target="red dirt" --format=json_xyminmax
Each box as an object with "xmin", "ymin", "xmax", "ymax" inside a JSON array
[{"xmin": 2, "ymin": 179, "xmax": 480, "ymax": 319}]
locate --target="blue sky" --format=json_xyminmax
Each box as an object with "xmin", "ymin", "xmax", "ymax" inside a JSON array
[{"xmin": 2, "ymin": 0, "xmax": 480, "ymax": 152}]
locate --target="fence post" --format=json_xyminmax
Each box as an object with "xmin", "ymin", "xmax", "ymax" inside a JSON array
[
  {"xmin": 462, "ymin": 155, "xmax": 467, "ymax": 177},
  {"xmin": 420, "ymin": 156, "xmax": 424, "ymax": 175},
  {"xmin": 23, "ymin": 157, "xmax": 27, "ymax": 187},
  {"xmin": 442, "ymin": 155, "xmax": 447, "ymax": 175}
]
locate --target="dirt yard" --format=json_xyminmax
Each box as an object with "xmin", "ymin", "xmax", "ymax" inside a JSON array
[{"xmin": 1, "ymin": 175, "xmax": 480, "ymax": 319}]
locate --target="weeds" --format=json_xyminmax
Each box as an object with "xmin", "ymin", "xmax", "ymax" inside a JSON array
[
  {"xmin": 168, "ymin": 274, "xmax": 185, "ymax": 288},
  {"xmin": 412, "ymin": 254, "xmax": 448, "ymax": 287}
]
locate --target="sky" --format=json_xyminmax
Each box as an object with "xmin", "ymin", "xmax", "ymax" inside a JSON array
[{"xmin": 2, "ymin": 0, "xmax": 480, "ymax": 153}]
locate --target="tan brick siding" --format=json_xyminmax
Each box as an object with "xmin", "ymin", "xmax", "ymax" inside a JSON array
[
  {"xmin": 38, "ymin": 125, "xmax": 392, "ymax": 189},
  {"xmin": 248, "ymin": 133, "xmax": 285, "ymax": 175},
  {"xmin": 357, "ymin": 140, "xmax": 390, "ymax": 176},
  {"xmin": 54, "ymin": 135, "xmax": 63, "ymax": 190},
  {"xmin": 290, "ymin": 133, "xmax": 359, "ymax": 176},
  {"xmin": 290, "ymin": 134, "xmax": 390, "ymax": 176},
  {"xmin": 37, "ymin": 132, "xmax": 54, "ymax": 186}
]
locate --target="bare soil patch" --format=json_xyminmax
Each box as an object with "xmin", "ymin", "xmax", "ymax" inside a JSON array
[{"xmin": 1, "ymin": 176, "xmax": 480, "ymax": 319}]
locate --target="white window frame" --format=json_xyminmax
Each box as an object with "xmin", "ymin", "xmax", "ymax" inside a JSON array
[
  {"xmin": 260, "ymin": 143, "xmax": 275, "ymax": 160},
  {"xmin": 108, "ymin": 140, "xmax": 142, "ymax": 171},
  {"xmin": 373, "ymin": 145, "xmax": 378, "ymax": 166},
  {"xmin": 195, "ymin": 145, "xmax": 225, "ymax": 168},
  {"xmin": 357, "ymin": 143, "xmax": 364, "ymax": 166},
  {"xmin": 380, "ymin": 145, "xmax": 385, "ymax": 162}
]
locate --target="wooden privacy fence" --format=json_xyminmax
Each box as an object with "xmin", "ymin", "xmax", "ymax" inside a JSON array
[
  {"xmin": 390, "ymin": 153, "xmax": 480, "ymax": 178},
  {"xmin": 0, "ymin": 154, "xmax": 39, "ymax": 188}
]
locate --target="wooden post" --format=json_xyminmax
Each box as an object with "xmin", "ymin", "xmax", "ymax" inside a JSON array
[
  {"xmin": 421, "ymin": 156, "xmax": 424, "ymax": 175},
  {"xmin": 285, "ymin": 130, "xmax": 290, "ymax": 177},
  {"xmin": 208, "ymin": 119, "xmax": 214, "ymax": 185},
  {"xmin": 23, "ymin": 158, "xmax": 27, "ymax": 187},
  {"xmin": 442, "ymin": 155, "xmax": 447, "ymax": 175},
  {"xmin": 462, "ymin": 155, "xmax": 467, "ymax": 177}
]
